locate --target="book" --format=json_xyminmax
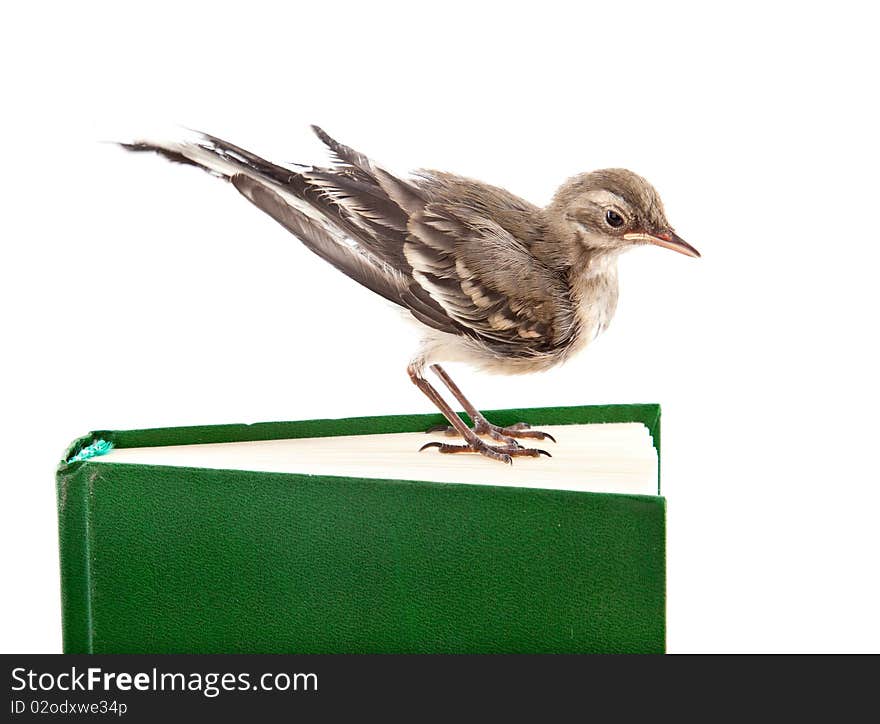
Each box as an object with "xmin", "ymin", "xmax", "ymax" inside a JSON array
[{"xmin": 56, "ymin": 403, "xmax": 666, "ymax": 653}]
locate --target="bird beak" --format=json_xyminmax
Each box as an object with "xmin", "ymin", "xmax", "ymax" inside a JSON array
[{"xmin": 624, "ymin": 230, "xmax": 701, "ymax": 258}]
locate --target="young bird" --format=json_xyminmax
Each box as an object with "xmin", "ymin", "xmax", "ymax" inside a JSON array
[{"xmin": 122, "ymin": 127, "xmax": 699, "ymax": 464}]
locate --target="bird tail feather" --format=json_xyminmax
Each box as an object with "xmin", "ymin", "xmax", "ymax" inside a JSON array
[{"xmin": 121, "ymin": 130, "xmax": 412, "ymax": 305}]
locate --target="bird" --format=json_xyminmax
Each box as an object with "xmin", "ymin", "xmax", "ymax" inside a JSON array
[{"xmin": 121, "ymin": 126, "xmax": 699, "ymax": 464}]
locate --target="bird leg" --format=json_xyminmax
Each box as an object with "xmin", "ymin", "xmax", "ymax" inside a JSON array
[
  {"xmin": 425, "ymin": 364, "xmax": 556, "ymax": 445},
  {"xmin": 408, "ymin": 363, "xmax": 550, "ymax": 464}
]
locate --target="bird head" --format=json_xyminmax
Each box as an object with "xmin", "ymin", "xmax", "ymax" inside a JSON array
[{"xmin": 549, "ymin": 169, "xmax": 699, "ymax": 258}]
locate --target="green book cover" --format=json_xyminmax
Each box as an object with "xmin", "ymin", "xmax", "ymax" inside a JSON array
[{"xmin": 56, "ymin": 404, "xmax": 666, "ymax": 654}]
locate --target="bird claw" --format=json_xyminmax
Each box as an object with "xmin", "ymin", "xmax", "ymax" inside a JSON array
[
  {"xmin": 424, "ymin": 419, "xmax": 556, "ymax": 445},
  {"xmin": 506, "ymin": 429, "xmax": 556, "ymax": 443},
  {"xmin": 419, "ymin": 439, "xmax": 551, "ymax": 463}
]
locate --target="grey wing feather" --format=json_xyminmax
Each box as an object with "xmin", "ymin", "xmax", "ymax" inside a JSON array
[
  {"xmin": 310, "ymin": 125, "xmax": 424, "ymax": 215},
  {"xmin": 231, "ymin": 175, "xmax": 410, "ymax": 306}
]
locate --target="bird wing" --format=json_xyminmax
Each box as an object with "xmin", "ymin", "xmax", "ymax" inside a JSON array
[
  {"xmin": 303, "ymin": 132, "xmax": 577, "ymax": 353},
  {"xmin": 297, "ymin": 127, "xmax": 472, "ymax": 335},
  {"xmin": 403, "ymin": 201, "xmax": 577, "ymax": 354}
]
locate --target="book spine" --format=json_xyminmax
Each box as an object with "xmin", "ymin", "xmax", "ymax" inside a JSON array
[{"xmin": 56, "ymin": 461, "xmax": 95, "ymax": 653}]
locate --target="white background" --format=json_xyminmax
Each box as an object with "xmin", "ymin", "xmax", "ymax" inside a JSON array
[{"xmin": 2, "ymin": 1, "xmax": 878, "ymax": 653}]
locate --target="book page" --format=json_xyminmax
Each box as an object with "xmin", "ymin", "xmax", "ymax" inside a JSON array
[{"xmin": 90, "ymin": 423, "xmax": 658, "ymax": 495}]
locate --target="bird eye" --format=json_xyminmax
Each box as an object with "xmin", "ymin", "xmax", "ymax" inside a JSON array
[{"xmin": 605, "ymin": 210, "xmax": 625, "ymax": 228}]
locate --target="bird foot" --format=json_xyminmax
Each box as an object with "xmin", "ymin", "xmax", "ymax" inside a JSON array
[
  {"xmin": 420, "ymin": 439, "xmax": 551, "ymax": 465},
  {"xmin": 425, "ymin": 418, "xmax": 556, "ymax": 446}
]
